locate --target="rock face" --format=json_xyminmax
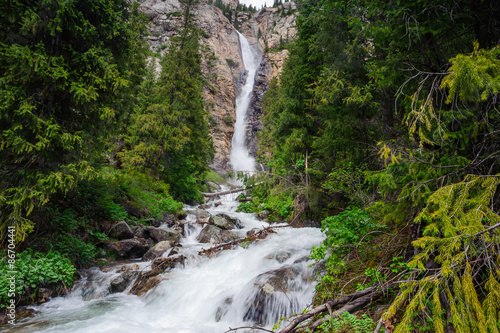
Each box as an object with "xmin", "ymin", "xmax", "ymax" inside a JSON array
[
  {"xmin": 197, "ymin": 225, "xmax": 237, "ymax": 244},
  {"xmin": 139, "ymin": 1, "xmax": 297, "ymax": 175}
]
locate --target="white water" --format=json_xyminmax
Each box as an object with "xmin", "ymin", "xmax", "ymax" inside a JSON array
[
  {"xmin": 230, "ymin": 32, "xmax": 260, "ymax": 173},
  {"xmin": 6, "ymin": 191, "xmax": 324, "ymax": 333}
]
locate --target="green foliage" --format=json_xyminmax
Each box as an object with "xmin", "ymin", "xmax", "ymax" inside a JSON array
[
  {"xmin": 0, "ymin": 249, "xmax": 75, "ymax": 307},
  {"xmin": 118, "ymin": 0, "xmax": 213, "ymax": 204},
  {"xmin": 0, "ymin": 0, "xmax": 148, "ymax": 242},
  {"xmin": 319, "ymin": 311, "xmax": 377, "ymax": 333},
  {"xmin": 321, "ymin": 208, "xmax": 381, "ymax": 248}
]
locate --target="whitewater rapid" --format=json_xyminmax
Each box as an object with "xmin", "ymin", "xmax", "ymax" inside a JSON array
[{"xmin": 5, "ymin": 191, "xmax": 324, "ymax": 333}]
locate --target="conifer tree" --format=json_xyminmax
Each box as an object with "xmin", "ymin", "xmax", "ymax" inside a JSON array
[{"xmin": 0, "ymin": 0, "xmax": 147, "ymax": 241}]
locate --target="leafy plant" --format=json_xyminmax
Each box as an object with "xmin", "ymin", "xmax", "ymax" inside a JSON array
[
  {"xmin": 0, "ymin": 249, "xmax": 75, "ymax": 307},
  {"xmin": 319, "ymin": 311, "xmax": 377, "ymax": 333}
]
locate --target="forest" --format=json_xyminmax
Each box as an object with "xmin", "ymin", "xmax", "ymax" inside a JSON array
[
  {"xmin": 242, "ymin": 0, "xmax": 500, "ymax": 331},
  {"xmin": 1, "ymin": 0, "xmax": 500, "ymax": 331}
]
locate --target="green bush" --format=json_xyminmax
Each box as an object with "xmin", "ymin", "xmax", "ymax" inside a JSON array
[
  {"xmin": 319, "ymin": 311, "xmax": 377, "ymax": 333},
  {"xmin": 0, "ymin": 250, "xmax": 75, "ymax": 308}
]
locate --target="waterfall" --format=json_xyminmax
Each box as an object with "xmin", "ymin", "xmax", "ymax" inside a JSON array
[
  {"xmin": 6, "ymin": 192, "xmax": 324, "ymax": 333},
  {"xmin": 230, "ymin": 32, "xmax": 260, "ymax": 174}
]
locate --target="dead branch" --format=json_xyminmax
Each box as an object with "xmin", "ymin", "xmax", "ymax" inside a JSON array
[
  {"xmin": 198, "ymin": 225, "xmax": 290, "ymax": 257},
  {"xmin": 225, "ymin": 326, "xmax": 275, "ymax": 333},
  {"xmin": 277, "ymin": 283, "xmax": 398, "ymax": 333}
]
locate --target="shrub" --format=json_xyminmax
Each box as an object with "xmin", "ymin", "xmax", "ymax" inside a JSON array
[
  {"xmin": 0, "ymin": 250, "xmax": 75, "ymax": 308},
  {"xmin": 319, "ymin": 311, "xmax": 377, "ymax": 333}
]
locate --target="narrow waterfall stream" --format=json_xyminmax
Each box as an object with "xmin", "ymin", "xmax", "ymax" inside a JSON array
[
  {"xmin": 6, "ymin": 192, "xmax": 324, "ymax": 333},
  {"xmin": 230, "ymin": 32, "xmax": 259, "ymax": 173},
  {"xmin": 3, "ymin": 32, "xmax": 324, "ymax": 333}
]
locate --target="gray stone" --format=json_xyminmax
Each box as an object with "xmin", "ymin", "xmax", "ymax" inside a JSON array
[
  {"xmin": 143, "ymin": 241, "xmax": 173, "ymax": 261},
  {"xmin": 110, "ymin": 271, "xmax": 139, "ymax": 293},
  {"xmin": 209, "ymin": 213, "xmax": 243, "ymax": 230},
  {"xmin": 186, "ymin": 208, "xmax": 210, "ymax": 218},
  {"xmin": 196, "ymin": 225, "xmax": 237, "ymax": 244},
  {"xmin": 256, "ymin": 210, "xmax": 269, "ymax": 221},
  {"xmin": 107, "ymin": 239, "xmax": 149, "ymax": 259},
  {"xmin": 110, "ymin": 221, "xmax": 134, "ymax": 240},
  {"xmin": 145, "ymin": 226, "xmax": 181, "ymax": 243}
]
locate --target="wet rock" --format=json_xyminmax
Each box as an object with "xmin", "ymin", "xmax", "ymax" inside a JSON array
[
  {"xmin": 168, "ymin": 247, "xmax": 181, "ymax": 257},
  {"xmin": 107, "ymin": 239, "xmax": 149, "ymax": 259},
  {"xmin": 215, "ymin": 297, "xmax": 233, "ymax": 322},
  {"xmin": 37, "ymin": 287, "xmax": 53, "ymax": 303},
  {"xmin": 143, "ymin": 241, "xmax": 173, "ymax": 261},
  {"xmin": 110, "ymin": 271, "xmax": 139, "ymax": 293},
  {"xmin": 196, "ymin": 216, "xmax": 210, "ymax": 224},
  {"xmin": 152, "ymin": 255, "xmax": 186, "ymax": 271},
  {"xmin": 186, "ymin": 208, "xmax": 211, "ymax": 218},
  {"xmin": 133, "ymin": 226, "xmax": 148, "ymax": 239},
  {"xmin": 267, "ymin": 250, "xmax": 291, "ymax": 263},
  {"xmin": 197, "ymin": 225, "xmax": 238, "ymax": 244},
  {"xmin": 145, "ymin": 218, "xmax": 162, "ymax": 227},
  {"xmin": 244, "ymin": 266, "xmax": 303, "ymax": 325},
  {"xmin": 247, "ymin": 228, "xmax": 260, "ymax": 236},
  {"xmin": 209, "ymin": 213, "xmax": 243, "ymax": 230},
  {"xmin": 198, "ymin": 203, "xmax": 211, "ymax": 210},
  {"xmin": 256, "ymin": 210, "xmax": 269, "ymax": 221},
  {"xmin": 145, "ymin": 226, "xmax": 181, "ymax": 244},
  {"xmin": 110, "ymin": 221, "xmax": 134, "ymax": 240},
  {"xmin": 214, "ymin": 201, "xmax": 222, "ymax": 207},
  {"xmin": 162, "ymin": 214, "xmax": 177, "ymax": 226}
]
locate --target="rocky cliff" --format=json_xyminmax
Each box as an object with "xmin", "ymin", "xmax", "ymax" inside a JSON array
[{"xmin": 140, "ymin": 0, "xmax": 297, "ymax": 175}]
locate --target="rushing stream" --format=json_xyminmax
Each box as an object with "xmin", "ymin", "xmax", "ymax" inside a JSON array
[
  {"xmin": 3, "ymin": 32, "xmax": 324, "ymax": 333},
  {"xmin": 7, "ymin": 192, "xmax": 324, "ymax": 333}
]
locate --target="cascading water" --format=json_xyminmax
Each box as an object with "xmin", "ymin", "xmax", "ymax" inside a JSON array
[
  {"xmin": 4, "ymin": 192, "xmax": 324, "ymax": 333},
  {"xmin": 230, "ymin": 32, "xmax": 260, "ymax": 173},
  {"xmin": 3, "ymin": 32, "xmax": 324, "ymax": 333}
]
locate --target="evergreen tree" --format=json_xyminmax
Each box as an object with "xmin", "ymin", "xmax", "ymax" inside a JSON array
[
  {"xmin": 0, "ymin": 0, "xmax": 147, "ymax": 241},
  {"xmin": 119, "ymin": 0, "xmax": 213, "ymax": 203}
]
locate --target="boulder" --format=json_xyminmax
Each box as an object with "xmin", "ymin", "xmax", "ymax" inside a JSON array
[
  {"xmin": 209, "ymin": 213, "xmax": 243, "ymax": 230},
  {"xmin": 133, "ymin": 226, "xmax": 148, "ymax": 239},
  {"xmin": 107, "ymin": 239, "xmax": 149, "ymax": 259},
  {"xmin": 110, "ymin": 271, "xmax": 139, "ymax": 293},
  {"xmin": 185, "ymin": 208, "xmax": 210, "ymax": 218},
  {"xmin": 161, "ymin": 214, "xmax": 177, "ymax": 227},
  {"xmin": 152, "ymin": 255, "xmax": 186, "ymax": 271},
  {"xmin": 109, "ymin": 221, "xmax": 134, "ymax": 240},
  {"xmin": 198, "ymin": 203, "xmax": 211, "ymax": 210},
  {"xmin": 244, "ymin": 266, "xmax": 302, "ymax": 326},
  {"xmin": 196, "ymin": 225, "xmax": 237, "ymax": 244},
  {"xmin": 143, "ymin": 241, "xmax": 173, "ymax": 261},
  {"xmin": 256, "ymin": 210, "xmax": 269, "ymax": 221},
  {"xmin": 145, "ymin": 218, "xmax": 162, "ymax": 227},
  {"xmin": 145, "ymin": 226, "xmax": 181, "ymax": 244}
]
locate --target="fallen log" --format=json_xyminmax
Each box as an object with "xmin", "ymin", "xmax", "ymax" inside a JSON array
[
  {"xmin": 277, "ymin": 283, "xmax": 397, "ymax": 333},
  {"xmin": 201, "ymin": 187, "xmax": 246, "ymax": 197},
  {"xmin": 201, "ymin": 182, "xmax": 263, "ymax": 198},
  {"xmin": 199, "ymin": 225, "xmax": 290, "ymax": 257}
]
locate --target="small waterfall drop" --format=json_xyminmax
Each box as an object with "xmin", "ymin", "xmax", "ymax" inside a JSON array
[{"xmin": 230, "ymin": 32, "xmax": 260, "ymax": 174}]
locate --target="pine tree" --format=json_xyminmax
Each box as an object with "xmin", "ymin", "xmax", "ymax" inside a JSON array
[{"xmin": 0, "ymin": 0, "xmax": 147, "ymax": 242}]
